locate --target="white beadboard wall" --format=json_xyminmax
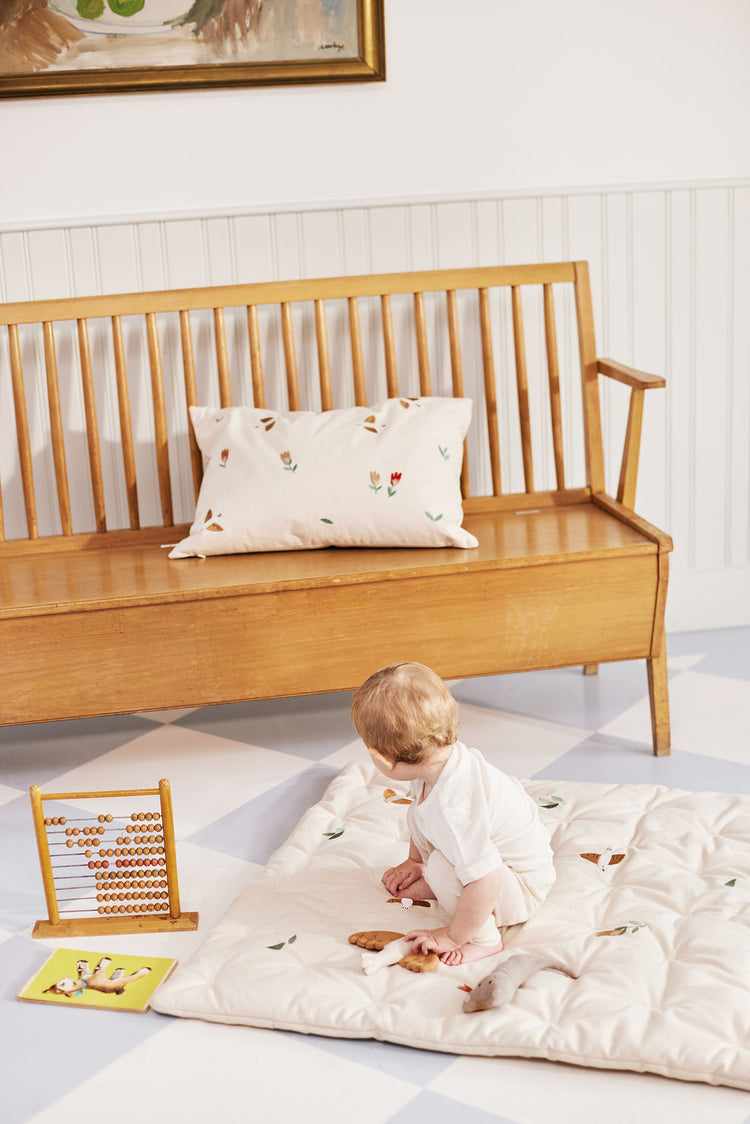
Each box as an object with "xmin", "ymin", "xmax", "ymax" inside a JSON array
[{"xmin": 1, "ymin": 181, "xmax": 748, "ymax": 633}]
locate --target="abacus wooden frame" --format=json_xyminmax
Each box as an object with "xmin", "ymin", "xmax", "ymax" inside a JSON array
[{"xmin": 29, "ymin": 779, "xmax": 199, "ymax": 938}]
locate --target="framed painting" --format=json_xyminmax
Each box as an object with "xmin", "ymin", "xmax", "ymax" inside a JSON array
[{"xmin": 0, "ymin": 0, "xmax": 385, "ymax": 98}]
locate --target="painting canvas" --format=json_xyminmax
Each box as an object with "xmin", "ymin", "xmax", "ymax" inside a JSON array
[{"xmin": 0, "ymin": 0, "xmax": 385, "ymax": 96}]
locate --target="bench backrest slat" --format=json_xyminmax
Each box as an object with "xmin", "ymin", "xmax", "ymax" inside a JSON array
[
  {"xmin": 315, "ymin": 299, "xmax": 334, "ymax": 412},
  {"xmin": 348, "ymin": 297, "xmax": 367, "ymax": 407},
  {"xmin": 543, "ymin": 283, "xmax": 566, "ymax": 491},
  {"xmin": 380, "ymin": 293, "xmax": 399, "ymax": 396},
  {"xmin": 43, "ymin": 321, "xmax": 74, "ymax": 537},
  {"xmin": 0, "ymin": 262, "xmax": 600, "ymax": 545},
  {"xmin": 145, "ymin": 312, "xmax": 174, "ymax": 527},
  {"xmin": 77, "ymin": 318, "xmax": 107, "ymax": 533},
  {"xmin": 179, "ymin": 309, "xmax": 203, "ymax": 505},
  {"xmin": 478, "ymin": 287, "xmax": 502, "ymax": 496},
  {"xmin": 8, "ymin": 322, "xmax": 37, "ymax": 540},
  {"xmin": 112, "ymin": 314, "xmax": 141, "ymax": 529}
]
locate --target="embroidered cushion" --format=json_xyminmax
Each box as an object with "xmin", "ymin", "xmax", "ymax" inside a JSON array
[{"xmin": 169, "ymin": 398, "xmax": 478, "ymax": 558}]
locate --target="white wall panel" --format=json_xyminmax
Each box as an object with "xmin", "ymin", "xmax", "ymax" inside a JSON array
[{"xmin": 1, "ymin": 180, "xmax": 748, "ymax": 630}]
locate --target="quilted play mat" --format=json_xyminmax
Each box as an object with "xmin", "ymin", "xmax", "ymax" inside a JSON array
[{"xmin": 152, "ymin": 763, "xmax": 750, "ymax": 1090}]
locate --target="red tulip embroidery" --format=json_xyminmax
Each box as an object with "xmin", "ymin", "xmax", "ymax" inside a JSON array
[
  {"xmin": 219, "ymin": 448, "xmax": 229, "ymax": 468},
  {"xmin": 281, "ymin": 451, "xmax": 297, "ymax": 473},
  {"xmin": 388, "ymin": 471, "xmax": 402, "ymax": 497}
]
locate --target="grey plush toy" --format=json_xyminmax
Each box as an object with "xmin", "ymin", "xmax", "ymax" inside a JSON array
[{"xmin": 462, "ymin": 953, "xmax": 577, "ymax": 1013}]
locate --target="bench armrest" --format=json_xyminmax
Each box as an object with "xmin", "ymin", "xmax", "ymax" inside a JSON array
[
  {"xmin": 597, "ymin": 358, "xmax": 666, "ymax": 509},
  {"xmin": 597, "ymin": 358, "xmax": 666, "ymax": 390}
]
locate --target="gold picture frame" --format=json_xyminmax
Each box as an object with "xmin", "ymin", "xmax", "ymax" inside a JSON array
[{"xmin": 0, "ymin": 0, "xmax": 385, "ymax": 99}]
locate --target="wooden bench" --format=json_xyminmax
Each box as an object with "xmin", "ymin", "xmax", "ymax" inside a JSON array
[{"xmin": 0, "ymin": 262, "xmax": 672, "ymax": 752}]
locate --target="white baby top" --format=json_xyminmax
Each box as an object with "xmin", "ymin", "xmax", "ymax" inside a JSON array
[{"xmin": 406, "ymin": 741, "xmax": 554, "ymax": 885}]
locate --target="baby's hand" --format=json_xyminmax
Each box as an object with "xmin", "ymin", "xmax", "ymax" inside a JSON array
[
  {"xmin": 405, "ymin": 926, "xmax": 462, "ymax": 956},
  {"xmin": 382, "ymin": 858, "xmax": 424, "ymax": 895}
]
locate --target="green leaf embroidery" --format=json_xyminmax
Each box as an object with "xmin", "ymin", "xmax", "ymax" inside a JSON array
[
  {"xmin": 323, "ymin": 829, "xmax": 344, "ymax": 840},
  {"xmin": 725, "ymin": 878, "xmax": 737, "ymax": 887},
  {"xmin": 425, "ymin": 512, "xmax": 443, "ymax": 522},
  {"xmin": 538, "ymin": 794, "xmax": 564, "ymax": 809},
  {"xmin": 438, "ymin": 445, "xmax": 450, "ymax": 460},
  {"xmin": 267, "ymin": 935, "xmax": 297, "ymax": 950},
  {"xmin": 320, "ymin": 518, "xmax": 334, "ymax": 524}
]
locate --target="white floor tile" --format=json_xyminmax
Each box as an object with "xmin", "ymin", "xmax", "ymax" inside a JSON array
[
  {"xmin": 429, "ymin": 1054, "xmax": 750, "ymax": 1124},
  {"xmin": 40, "ymin": 723, "xmax": 312, "ymax": 835},
  {"xmin": 28, "ymin": 1018, "xmax": 421, "ymax": 1124},
  {"xmin": 666, "ymin": 652, "xmax": 708, "ymax": 672},
  {"xmin": 322, "ymin": 709, "xmax": 591, "ymax": 781},
  {"xmin": 602, "ymin": 671, "xmax": 750, "ymax": 765},
  {"xmin": 323, "ymin": 736, "xmax": 371, "ymax": 769},
  {"xmin": 0, "ymin": 783, "xmax": 23, "ymax": 808},
  {"xmin": 454, "ymin": 704, "xmax": 591, "ymax": 777}
]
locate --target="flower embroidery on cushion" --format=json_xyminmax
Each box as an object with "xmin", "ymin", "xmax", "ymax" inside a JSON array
[
  {"xmin": 219, "ymin": 448, "xmax": 229, "ymax": 468},
  {"xmin": 280, "ymin": 451, "xmax": 297, "ymax": 472},
  {"xmin": 369, "ymin": 470, "xmax": 382, "ymax": 494},
  {"xmin": 388, "ymin": 471, "xmax": 402, "ymax": 497}
]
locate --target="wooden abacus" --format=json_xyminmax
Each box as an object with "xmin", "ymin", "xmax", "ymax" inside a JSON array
[{"xmin": 29, "ymin": 778, "xmax": 199, "ymax": 938}]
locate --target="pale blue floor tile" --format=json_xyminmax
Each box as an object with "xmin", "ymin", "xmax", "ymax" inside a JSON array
[
  {"xmin": 533, "ymin": 732, "xmax": 750, "ymax": 793},
  {"xmin": 452, "ymin": 661, "xmax": 664, "ymax": 731},
  {"xmin": 175, "ymin": 691, "xmax": 356, "ymax": 760},
  {"xmin": 284, "ymin": 1031, "xmax": 456, "ymax": 1084},
  {"xmin": 387, "ymin": 1090, "xmax": 518, "ymax": 1124},
  {"xmin": 0, "ymin": 714, "xmax": 156, "ymax": 790},
  {"xmin": 0, "ymin": 795, "xmax": 52, "ymax": 932},
  {"xmin": 0, "ymin": 936, "xmax": 166, "ymax": 1124},
  {"xmin": 187, "ymin": 764, "xmax": 339, "ymax": 864},
  {"xmin": 668, "ymin": 625, "xmax": 750, "ymax": 681}
]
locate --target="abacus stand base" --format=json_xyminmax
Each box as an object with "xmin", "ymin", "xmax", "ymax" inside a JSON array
[{"xmin": 32, "ymin": 911, "xmax": 200, "ymax": 938}]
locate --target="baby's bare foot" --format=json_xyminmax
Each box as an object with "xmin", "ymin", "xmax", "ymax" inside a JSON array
[{"xmin": 439, "ymin": 939, "xmax": 503, "ymax": 966}]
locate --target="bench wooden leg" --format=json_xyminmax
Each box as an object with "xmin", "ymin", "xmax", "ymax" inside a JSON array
[
  {"xmin": 647, "ymin": 644, "xmax": 671, "ymax": 756},
  {"xmin": 583, "ymin": 664, "xmax": 599, "ymax": 675}
]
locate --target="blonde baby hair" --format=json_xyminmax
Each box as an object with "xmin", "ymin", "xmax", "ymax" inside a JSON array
[{"xmin": 351, "ymin": 662, "xmax": 458, "ymax": 764}]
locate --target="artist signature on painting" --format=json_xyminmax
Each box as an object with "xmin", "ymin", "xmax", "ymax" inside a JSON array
[{"xmin": 319, "ymin": 41, "xmax": 345, "ymax": 51}]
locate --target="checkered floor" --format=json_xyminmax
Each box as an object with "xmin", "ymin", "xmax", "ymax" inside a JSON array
[{"xmin": 2, "ymin": 627, "xmax": 750, "ymax": 1124}]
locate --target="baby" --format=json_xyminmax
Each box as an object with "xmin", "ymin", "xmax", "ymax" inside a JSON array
[{"xmin": 351, "ymin": 662, "xmax": 556, "ymax": 966}]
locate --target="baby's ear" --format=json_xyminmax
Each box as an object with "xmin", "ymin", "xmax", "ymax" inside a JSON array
[{"xmin": 369, "ymin": 748, "xmax": 397, "ymax": 773}]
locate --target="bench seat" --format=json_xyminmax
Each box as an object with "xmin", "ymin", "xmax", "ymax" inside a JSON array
[{"xmin": 0, "ymin": 499, "xmax": 667, "ymax": 727}]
